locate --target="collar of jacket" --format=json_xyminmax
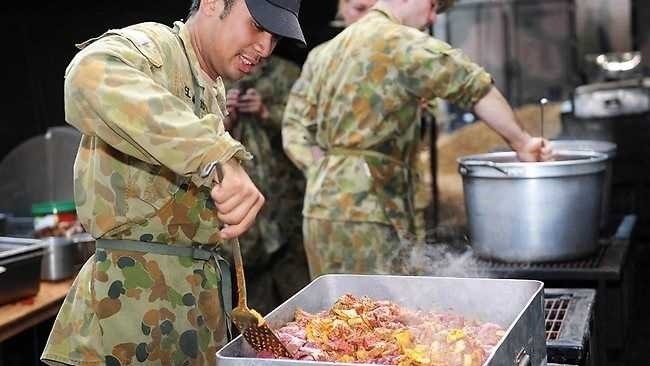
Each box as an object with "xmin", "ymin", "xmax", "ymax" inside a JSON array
[
  {"xmin": 173, "ymin": 21, "xmax": 222, "ymax": 89},
  {"xmin": 369, "ymin": 4, "xmax": 402, "ymax": 25}
]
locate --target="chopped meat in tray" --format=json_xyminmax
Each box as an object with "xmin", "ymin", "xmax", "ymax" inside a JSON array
[{"xmin": 260, "ymin": 294, "xmax": 505, "ymax": 366}]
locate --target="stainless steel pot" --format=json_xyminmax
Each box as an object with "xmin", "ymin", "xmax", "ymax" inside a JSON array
[
  {"xmin": 41, "ymin": 236, "xmax": 75, "ymax": 281},
  {"xmin": 550, "ymin": 140, "xmax": 617, "ymax": 229},
  {"xmin": 458, "ymin": 151, "xmax": 608, "ymax": 262}
]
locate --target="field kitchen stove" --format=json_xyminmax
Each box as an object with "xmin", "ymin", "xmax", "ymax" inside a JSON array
[
  {"xmin": 544, "ymin": 289, "xmax": 596, "ymax": 366},
  {"xmin": 473, "ymin": 214, "xmax": 636, "ymax": 365}
]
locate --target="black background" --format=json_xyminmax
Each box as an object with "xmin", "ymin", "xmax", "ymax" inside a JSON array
[{"xmin": 0, "ymin": 0, "xmax": 339, "ymax": 160}]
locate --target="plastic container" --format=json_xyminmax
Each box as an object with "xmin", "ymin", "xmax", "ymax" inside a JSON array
[{"xmin": 31, "ymin": 200, "xmax": 77, "ymax": 238}]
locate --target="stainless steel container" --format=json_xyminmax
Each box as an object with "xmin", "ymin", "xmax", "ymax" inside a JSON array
[
  {"xmin": 550, "ymin": 140, "xmax": 617, "ymax": 229},
  {"xmin": 217, "ymin": 274, "xmax": 547, "ymax": 366},
  {"xmin": 40, "ymin": 236, "xmax": 75, "ymax": 281},
  {"xmin": 458, "ymin": 151, "xmax": 608, "ymax": 262},
  {"xmin": 0, "ymin": 237, "xmax": 46, "ymax": 305}
]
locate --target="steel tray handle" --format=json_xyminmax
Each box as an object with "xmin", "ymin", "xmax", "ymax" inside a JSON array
[
  {"xmin": 458, "ymin": 160, "xmax": 509, "ymax": 176},
  {"xmin": 515, "ymin": 349, "xmax": 531, "ymax": 366}
]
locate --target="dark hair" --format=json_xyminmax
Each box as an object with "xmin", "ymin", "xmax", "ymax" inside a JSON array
[{"xmin": 187, "ymin": 0, "xmax": 237, "ymax": 19}]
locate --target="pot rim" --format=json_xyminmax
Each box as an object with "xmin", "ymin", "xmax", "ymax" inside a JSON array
[{"xmin": 457, "ymin": 150, "xmax": 609, "ymax": 178}]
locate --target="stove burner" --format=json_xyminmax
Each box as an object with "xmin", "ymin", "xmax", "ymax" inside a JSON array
[
  {"xmin": 544, "ymin": 289, "xmax": 596, "ymax": 366},
  {"xmin": 545, "ymin": 295, "xmax": 571, "ymax": 341},
  {"xmin": 479, "ymin": 244, "xmax": 607, "ymax": 270}
]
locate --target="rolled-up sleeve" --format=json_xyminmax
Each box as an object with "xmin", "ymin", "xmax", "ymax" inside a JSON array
[
  {"xmin": 64, "ymin": 35, "xmax": 251, "ymax": 188},
  {"xmin": 396, "ymin": 33, "xmax": 493, "ymax": 110}
]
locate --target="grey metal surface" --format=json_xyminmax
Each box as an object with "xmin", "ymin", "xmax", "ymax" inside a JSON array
[
  {"xmin": 548, "ymin": 140, "xmax": 617, "ymax": 229},
  {"xmin": 0, "ymin": 237, "xmax": 46, "ymax": 260},
  {"xmin": 458, "ymin": 151, "xmax": 607, "ymax": 262},
  {"xmin": 216, "ymin": 275, "xmax": 547, "ymax": 366},
  {"xmin": 574, "ymin": 83, "xmax": 650, "ymax": 119},
  {"xmin": 0, "ymin": 126, "xmax": 81, "ymax": 216},
  {"xmin": 544, "ymin": 289, "xmax": 596, "ymax": 365},
  {"xmin": 0, "ymin": 237, "xmax": 46, "ymax": 305},
  {"xmin": 40, "ymin": 236, "xmax": 75, "ymax": 281}
]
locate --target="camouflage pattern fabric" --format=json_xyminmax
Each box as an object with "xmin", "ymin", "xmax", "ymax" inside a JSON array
[
  {"xmin": 226, "ymin": 56, "xmax": 303, "ymax": 270},
  {"xmin": 224, "ymin": 56, "xmax": 308, "ymax": 314},
  {"xmin": 303, "ymin": 218, "xmax": 421, "ymax": 278},
  {"xmin": 283, "ymin": 5, "xmax": 492, "ymax": 274},
  {"xmin": 42, "ymin": 21, "xmax": 250, "ymax": 366}
]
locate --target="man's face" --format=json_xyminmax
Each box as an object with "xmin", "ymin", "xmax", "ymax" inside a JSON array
[
  {"xmin": 199, "ymin": 0, "xmax": 278, "ymax": 80},
  {"xmin": 340, "ymin": 0, "xmax": 377, "ymax": 26},
  {"xmin": 401, "ymin": 0, "xmax": 438, "ymax": 31}
]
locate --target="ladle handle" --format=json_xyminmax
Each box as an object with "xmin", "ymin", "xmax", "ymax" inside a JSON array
[{"xmin": 214, "ymin": 163, "xmax": 249, "ymax": 310}]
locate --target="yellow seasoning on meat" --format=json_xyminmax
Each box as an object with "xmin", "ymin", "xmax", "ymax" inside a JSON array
[
  {"xmin": 356, "ymin": 349, "xmax": 369, "ymax": 361},
  {"xmin": 348, "ymin": 317, "xmax": 364, "ymax": 326},
  {"xmin": 447, "ymin": 329, "xmax": 465, "ymax": 343},
  {"xmin": 334, "ymin": 308, "xmax": 360, "ymax": 319},
  {"xmin": 404, "ymin": 345, "xmax": 431, "ymax": 364},
  {"xmin": 338, "ymin": 355, "xmax": 355, "ymax": 363},
  {"xmin": 394, "ymin": 331, "xmax": 413, "ymax": 349}
]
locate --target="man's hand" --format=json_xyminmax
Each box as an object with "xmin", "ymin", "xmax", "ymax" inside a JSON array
[
  {"xmin": 225, "ymin": 89, "xmax": 241, "ymax": 130},
  {"xmin": 237, "ymin": 88, "xmax": 269, "ymax": 120},
  {"xmin": 210, "ymin": 159, "xmax": 265, "ymax": 240},
  {"xmin": 515, "ymin": 135, "xmax": 554, "ymax": 162}
]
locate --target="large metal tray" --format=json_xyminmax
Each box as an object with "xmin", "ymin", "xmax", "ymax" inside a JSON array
[
  {"xmin": 0, "ymin": 237, "xmax": 46, "ymax": 305},
  {"xmin": 216, "ymin": 274, "xmax": 547, "ymax": 366}
]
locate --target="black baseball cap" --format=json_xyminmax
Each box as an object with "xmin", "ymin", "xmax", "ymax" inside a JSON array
[{"xmin": 244, "ymin": 0, "xmax": 306, "ymax": 47}]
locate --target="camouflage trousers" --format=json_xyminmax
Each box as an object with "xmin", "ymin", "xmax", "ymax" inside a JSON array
[
  {"xmin": 41, "ymin": 248, "xmax": 228, "ymax": 366},
  {"xmin": 303, "ymin": 218, "xmax": 422, "ymax": 279}
]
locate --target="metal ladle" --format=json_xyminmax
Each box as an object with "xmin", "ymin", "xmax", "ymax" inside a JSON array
[
  {"xmin": 539, "ymin": 98, "xmax": 548, "ymax": 141},
  {"xmin": 539, "ymin": 98, "xmax": 548, "ymax": 150}
]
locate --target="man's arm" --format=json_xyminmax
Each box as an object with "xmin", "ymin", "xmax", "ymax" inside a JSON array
[
  {"xmin": 282, "ymin": 55, "xmax": 322, "ymax": 173},
  {"xmin": 473, "ymin": 87, "xmax": 552, "ymax": 162}
]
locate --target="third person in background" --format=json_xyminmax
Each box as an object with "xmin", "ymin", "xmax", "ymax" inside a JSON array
[{"xmin": 283, "ymin": 0, "xmax": 553, "ymax": 278}]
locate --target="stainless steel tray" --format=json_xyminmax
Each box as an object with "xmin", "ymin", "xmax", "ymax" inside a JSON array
[{"xmin": 216, "ymin": 274, "xmax": 547, "ymax": 366}]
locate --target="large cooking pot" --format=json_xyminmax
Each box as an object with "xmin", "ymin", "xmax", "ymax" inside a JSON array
[
  {"xmin": 458, "ymin": 151, "xmax": 608, "ymax": 262},
  {"xmin": 550, "ymin": 140, "xmax": 617, "ymax": 229}
]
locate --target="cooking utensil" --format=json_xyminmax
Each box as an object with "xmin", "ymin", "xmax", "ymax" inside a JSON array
[
  {"xmin": 216, "ymin": 274, "xmax": 546, "ymax": 366},
  {"xmin": 213, "ymin": 163, "xmax": 293, "ymax": 359},
  {"xmin": 458, "ymin": 150, "xmax": 608, "ymax": 262},
  {"xmin": 539, "ymin": 98, "xmax": 548, "ymax": 142}
]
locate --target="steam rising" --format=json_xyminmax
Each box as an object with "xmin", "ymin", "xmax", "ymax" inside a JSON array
[{"xmin": 404, "ymin": 226, "xmax": 494, "ymax": 278}]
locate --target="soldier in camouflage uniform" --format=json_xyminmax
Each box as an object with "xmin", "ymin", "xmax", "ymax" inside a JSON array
[
  {"xmin": 221, "ymin": 56, "xmax": 307, "ymax": 314},
  {"xmin": 283, "ymin": 0, "xmax": 552, "ymax": 278},
  {"xmin": 41, "ymin": 0, "xmax": 306, "ymax": 365}
]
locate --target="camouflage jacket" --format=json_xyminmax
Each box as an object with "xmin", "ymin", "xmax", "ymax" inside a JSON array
[
  {"xmin": 282, "ymin": 6, "xmax": 492, "ymax": 237},
  {"xmin": 66, "ymin": 21, "xmax": 251, "ymax": 245},
  {"xmin": 41, "ymin": 21, "xmax": 251, "ymax": 366},
  {"xmin": 225, "ymin": 56, "xmax": 303, "ymax": 268}
]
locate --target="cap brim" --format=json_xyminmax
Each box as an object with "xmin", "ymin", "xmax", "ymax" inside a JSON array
[{"xmin": 244, "ymin": 0, "xmax": 306, "ymax": 47}]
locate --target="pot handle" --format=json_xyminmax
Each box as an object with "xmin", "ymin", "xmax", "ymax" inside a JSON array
[{"xmin": 458, "ymin": 160, "xmax": 509, "ymax": 176}]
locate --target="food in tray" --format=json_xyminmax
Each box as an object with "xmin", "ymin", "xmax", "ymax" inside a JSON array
[{"xmin": 260, "ymin": 294, "xmax": 505, "ymax": 366}]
